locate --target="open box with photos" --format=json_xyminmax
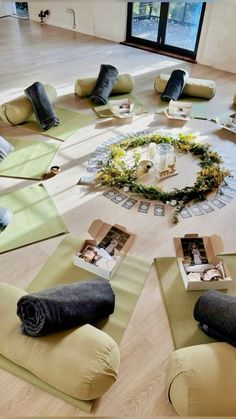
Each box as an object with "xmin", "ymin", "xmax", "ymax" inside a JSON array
[
  {"xmin": 108, "ymin": 98, "xmax": 134, "ymax": 119},
  {"xmin": 73, "ymin": 219, "xmax": 136, "ymax": 280},
  {"xmin": 216, "ymin": 112, "xmax": 236, "ymax": 134},
  {"xmin": 173, "ymin": 233, "xmax": 232, "ymax": 291},
  {"xmin": 164, "ymin": 100, "xmax": 192, "ymax": 121}
]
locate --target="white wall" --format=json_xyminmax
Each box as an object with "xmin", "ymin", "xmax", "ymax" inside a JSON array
[
  {"xmin": 28, "ymin": 2, "xmax": 127, "ymax": 43},
  {"xmin": 0, "ymin": 2, "xmax": 14, "ymax": 17},
  {"xmin": 28, "ymin": 1, "xmax": 236, "ymax": 74},
  {"xmin": 197, "ymin": 2, "xmax": 236, "ymax": 74}
]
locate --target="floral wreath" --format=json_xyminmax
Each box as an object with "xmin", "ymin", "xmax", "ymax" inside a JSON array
[{"xmin": 96, "ymin": 132, "xmax": 231, "ymax": 222}]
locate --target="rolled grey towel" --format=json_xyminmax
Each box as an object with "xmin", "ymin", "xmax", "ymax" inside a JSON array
[
  {"xmin": 24, "ymin": 82, "xmax": 59, "ymax": 131},
  {"xmin": 161, "ymin": 69, "xmax": 189, "ymax": 102},
  {"xmin": 90, "ymin": 64, "xmax": 119, "ymax": 105},
  {"xmin": 0, "ymin": 207, "xmax": 13, "ymax": 232},
  {"xmin": 194, "ymin": 290, "xmax": 236, "ymax": 346},
  {"xmin": 17, "ymin": 278, "xmax": 115, "ymax": 337},
  {"xmin": 0, "ymin": 136, "xmax": 14, "ymax": 162}
]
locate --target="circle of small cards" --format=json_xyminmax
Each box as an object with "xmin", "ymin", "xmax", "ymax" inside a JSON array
[{"xmin": 96, "ymin": 131, "xmax": 231, "ymax": 223}]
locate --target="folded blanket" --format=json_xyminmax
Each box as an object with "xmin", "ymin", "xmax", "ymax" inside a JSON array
[
  {"xmin": 161, "ymin": 69, "xmax": 189, "ymax": 102},
  {"xmin": 24, "ymin": 82, "xmax": 59, "ymax": 131},
  {"xmin": 17, "ymin": 278, "xmax": 115, "ymax": 337},
  {"xmin": 0, "ymin": 136, "xmax": 14, "ymax": 162},
  {"xmin": 90, "ymin": 64, "xmax": 119, "ymax": 105},
  {"xmin": 0, "ymin": 207, "xmax": 13, "ymax": 232},
  {"xmin": 194, "ymin": 290, "xmax": 236, "ymax": 346}
]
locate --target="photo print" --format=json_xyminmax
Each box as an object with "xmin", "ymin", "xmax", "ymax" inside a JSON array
[
  {"xmin": 76, "ymin": 244, "xmax": 118, "ymax": 272},
  {"xmin": 98, "ymin": 226, "xmax": 130, "ymax": 255},
  {"xmin": 181, "ymin": 237, "xmax": 208, "ymax": 266}
]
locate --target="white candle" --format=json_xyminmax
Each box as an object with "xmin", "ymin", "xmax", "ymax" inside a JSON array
[{"xmin": 147, "ymin": 143, "xmax": 156, "ymax": 161}]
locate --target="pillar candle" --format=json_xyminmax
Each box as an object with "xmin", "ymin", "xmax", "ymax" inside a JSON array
[{"xmin": 147, "ymin": 143, "xmax": 156, "ymax": 161}]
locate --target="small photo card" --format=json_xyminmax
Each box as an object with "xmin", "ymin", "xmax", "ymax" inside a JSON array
[
  {"xmin": 111, "ymin": 193, "xmax": 127, "ymax": 204},
  {"xmin": 211, "ymin": 197, "xmax": 226, "ymax": 209},
  {"xmin": 154, "ymin": 203, "xmax": 165, "ymax": 216},
  {"xmin": 199, "ymin": 201, "xmax": 215, "ymax": 213},
  {"xmin": 103, "ymin": 189, "xmax": 119, "ymax": 199},
  {"xmin": 138, "ymin": 201, "xmax": 150, "ymax": 214},
  {"xmin": 122, "ymin": 198, "xmax": 138, "ymax": 210},
  {"xmin": 180, "ymin": 207, "xmax": 192, "ymax": 219},
  {"xmin": 180, "ymin": 237, "xmax": 208, "ymax": 266},
  {"xmin": 190, "ymin": 204, "xmax": 204, "ymax": 216}
]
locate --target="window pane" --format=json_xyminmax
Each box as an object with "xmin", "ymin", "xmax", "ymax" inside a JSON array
[
  {"xmin": 165, "ymin": 2, "xmax": 203, "ymax": 51},
  {"xmin": 131, "ymin": 2, "xmax": 161, "ymax": 42}
]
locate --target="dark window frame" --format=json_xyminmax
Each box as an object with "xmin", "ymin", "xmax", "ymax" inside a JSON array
[{"xmin": 126, "ymin": 2, "xmax": 206, "ymax": 59}]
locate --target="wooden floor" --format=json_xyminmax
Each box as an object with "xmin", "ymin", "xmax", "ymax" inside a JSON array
[{"xmin": 1, "ymin": 17, "xmax": 236, "ymax": 416}]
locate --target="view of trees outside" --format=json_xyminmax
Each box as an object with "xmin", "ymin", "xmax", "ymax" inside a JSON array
[
  {"xmin": 131, "ymin": 2, "xmax": 203, "ymax": 51},
  {"xmin": 165, "ymin": 2, "xmax": 202, "ymax": 50}
]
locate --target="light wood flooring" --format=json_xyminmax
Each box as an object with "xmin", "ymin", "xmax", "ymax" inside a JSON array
[{"xmin": 1, "ymin": 16, "xmax": 236, "ymax": 416}]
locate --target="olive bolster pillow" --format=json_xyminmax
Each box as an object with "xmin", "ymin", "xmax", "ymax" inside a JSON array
[
  {"xmin": 74, "ymin": 74, "xmax": 135, "ymax": 97},
  {"xmin": 0, "ymin": 84, "xmax": 57, "ymax": 125},
  {"xmin": 233, "ymin": 93, "xmax": 236, "ymax": 106},
  {"xmin": 166, "ymin": 342, "xmax": 236, "ymax": 416},
  {"xmin": 154, "ymin": 73, "xmax": 216, "ymax": 99},
  {"xmin": 0, "ymin": 283, "xmax": 120, "ymax": 401}
]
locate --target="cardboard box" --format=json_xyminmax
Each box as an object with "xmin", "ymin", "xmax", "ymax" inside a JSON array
[
  {"xmin": 165, "ymin": 100, "xmax": 192, "ymax": 121},
  {"xmin": 108, "ymin": 98, "xmax": 134, "ymax": 119},
  {"xmin": 73, "ymin": 219, "xmax": 136, "ymax": 280},
  {"xmin": 174, "ymin": 234, "xmax": 232, "ymax": 291}
]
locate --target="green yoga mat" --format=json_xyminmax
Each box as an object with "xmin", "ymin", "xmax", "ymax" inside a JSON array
[
  {"xmin": 155, "ymin": 255, "xmax": 236, "ymax": 350},
  {"xmin": 91, "ymin": 94, "xmax": 147, "ymax": 118},
  {"xmin": 0, "ymin": 234, "xmax": 151, "ymax": 412},
  {"xmin": 0, "ymin": 184, "xmax": 68, "ymax": 254},
  {"xmin": 22, "ymin": 106, "xmax": 94, "ymax": 141},
  {"xmin": 0, "ymin": 137, "xmax": 60, "ymax": 180},
  {"xmin": 156, "ymin": 97, "xmax": 208, "ymax": 120}
]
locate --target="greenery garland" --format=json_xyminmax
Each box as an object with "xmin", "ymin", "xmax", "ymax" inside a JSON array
[{"xmin": 96, "ymin": 132, "xmax": 231, "ymax": 223}]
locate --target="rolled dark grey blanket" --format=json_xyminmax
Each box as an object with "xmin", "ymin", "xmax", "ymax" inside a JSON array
[
  {"xmin": 161, "ymin": 69, "xmax": 189, "ymax": 102},
  {"xmin": 17, "ymin": 278, "xmax": 115, "ymax": 337},
  {"xmin": 24, "ymin": 81, "xmax": 59, "ymax": 131},
  {"xmin": 0, "ymin": 136, "xmax": 14, "ymax": 162},
  {"xmin": 194, "ymin": 290, "xmax": 236, "ymax": 346},
  {"xmin": 90, "ymin": 64, "xmax": 119, "ymax": 105}
]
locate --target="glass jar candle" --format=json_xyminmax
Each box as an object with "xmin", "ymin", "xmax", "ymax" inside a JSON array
[{"xmin": 155, "ymin": 143, "xmax": 174, "ymax": 172}]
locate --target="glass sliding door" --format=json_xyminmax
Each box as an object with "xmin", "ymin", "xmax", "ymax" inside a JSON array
[
  {"xmin": 130, "ymin": 2, "xmax": 161, "ymax": 42},
  {"xmin": 126, "ymin": 2, "xmax": 205, "ymax": 59},
  {"xmin": 165, "ymin": 2, "xmax": 204, "ymax": 51}
]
